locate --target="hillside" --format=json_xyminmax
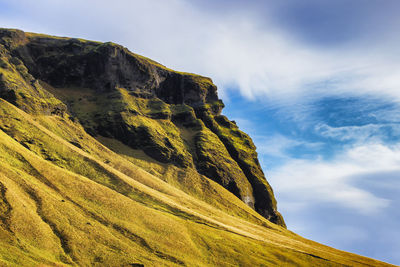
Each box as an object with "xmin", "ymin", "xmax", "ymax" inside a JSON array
[{"xmin": 0, "ymin": 28, "xmax": 394, "ymax": 266}]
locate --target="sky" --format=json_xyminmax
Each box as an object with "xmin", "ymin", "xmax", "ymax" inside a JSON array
[{"xmin": 1, "ymin": 0, "xmax": 400, "ymax": 264}]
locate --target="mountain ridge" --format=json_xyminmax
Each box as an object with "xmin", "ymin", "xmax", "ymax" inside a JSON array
[{"xmin": 0, "ymin": 28, "xmax": 394, "ymax": 266}]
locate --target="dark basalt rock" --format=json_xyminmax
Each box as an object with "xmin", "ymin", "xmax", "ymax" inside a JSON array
[
  {"xmin": 0, "ymin": 28, "xmax": 285, "ymax": 227},
  {"xmin": 11, "ymin": 35, "xmax": 219, "ymax": 108}
]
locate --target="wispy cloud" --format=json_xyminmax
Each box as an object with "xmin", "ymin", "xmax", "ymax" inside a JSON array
[
  {"xmin": 269, "ymin": 143, "xmax": 400, "ymax": 215},
  {"xmin": 315, "ymin": 123, "xmax": 400, "ymax": 143},
  {"xmin": 254, "ymin": 134, "xmax": 323, "ymax": 159}
]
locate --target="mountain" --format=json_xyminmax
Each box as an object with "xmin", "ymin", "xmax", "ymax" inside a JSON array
[{"xmin": 0, "ymin": 28, "xmax": 393, "ymax": 266}]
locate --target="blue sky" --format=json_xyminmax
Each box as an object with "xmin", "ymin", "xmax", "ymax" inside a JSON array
[{"xmin": 1, "ymin": 0, "xmax": 400, "ymax": 264}]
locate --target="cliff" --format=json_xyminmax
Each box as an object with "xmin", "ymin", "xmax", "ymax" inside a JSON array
[
  {"xmin": 0, "ymin": 28, "xmax": 393, "ymax": 266},
  {"xmin": 0, "ymin": 28, "xmax": 284, "ymax": 226}
]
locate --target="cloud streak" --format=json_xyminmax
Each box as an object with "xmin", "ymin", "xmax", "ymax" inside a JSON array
[
  {"xmin": 269, "ymin": 143, "xmax": 400, "ymax": 215},
  {"xmin": 316, "ymin": 123, "xmax": 400, "ymax": 143}
]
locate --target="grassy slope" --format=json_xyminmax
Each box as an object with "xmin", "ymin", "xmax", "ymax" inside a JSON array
[
  {"xmin": 0, "ymin": 29, "xmax": 394, "ymax": 266},
  {"xmin": 0, "ymin": 100, "xmax": 394, "ymax": 267}
]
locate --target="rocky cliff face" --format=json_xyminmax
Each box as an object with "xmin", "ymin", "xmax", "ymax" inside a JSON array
[{"xmin": 0, "ymin": 28, "xmax": 285, "ymax": 226}]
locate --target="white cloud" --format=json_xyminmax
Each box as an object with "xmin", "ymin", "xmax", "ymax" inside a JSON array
[
  {"xmin": 255, "ymin": 135, "xmax": 303, "ymax": 158},
  {"xmin": 268, "ymin": 143, "xmax": 400, "ymax": 215},
  {"xmin": 315, "ymin": 123, "xmax": 400, "ymax": 143},
  {"xmin": 253, "ymin": 134, "xmax": 323, "ymax": 159}
]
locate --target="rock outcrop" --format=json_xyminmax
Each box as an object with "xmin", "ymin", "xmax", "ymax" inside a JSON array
[{"xmin": 0, "ymin": 28, "xmax": 285, "ymax": 226}]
